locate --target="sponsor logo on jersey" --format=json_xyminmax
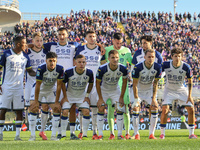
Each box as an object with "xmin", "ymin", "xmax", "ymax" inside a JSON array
[{"xmin": 36, "ymin": 71, "xmax": 40, "ymax": 76}]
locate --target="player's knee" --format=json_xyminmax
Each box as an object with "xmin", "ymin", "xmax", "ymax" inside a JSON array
[
  {"xmin": 98, "ymin": 106, "xmax": 105, "ymax": 113},
  {"xmin": 42, "ymin": 104, "xmax": 49, "ymax": 111},
  {"xmin": 132, "ymin": 106, "xmax": 140, "ymax": 112},
  {"xmin": 162, "ymin": 105, "xmax": 169, "ymax": 114},
  {"xmin": 82, "ymin": 109, "xmax": 90, "ymax": 116},
  {"xmin": 62, "ymin": 109, "xmax": 69, "ymax": 117},
  {"xmin": 186, "ymin": 106, "xmax": 194, "ymax": 114}
]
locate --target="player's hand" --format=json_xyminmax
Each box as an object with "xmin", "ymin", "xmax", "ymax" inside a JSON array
[
  {"xmin": 119, "ymin": 97, "xmax": 124, "ymax": 107},
  {"xmin": 186, "ymin": 96, "xmax": 194, "ymax": 106},
  {"xmin": 0, "ymin": 86, "xmax": 2, "ymax": 95},
  {"xmin": 53, "ymin": 102, "xmax": 61, "ymax": 113},
  {"xmin": 96, "ymin": 43, "xmax": 105, "ymax": 55},
  {"xmin": 97, "ymin": 98, "xmax": 105, "ymax": 108},
  {"xmin": 132, "ymin": 98, "xmax": 140, "ymax": 108},
  {"xmin": 151, "ymin": 99, "xmax": 158, "ymax": 109},
  {"xmin": 83, "ymin": 97, "xmax": 91, "ymax": 106},
  {"xmin": 60, "ymin": 97, "xmax": 69, "ymax": 107},
  {"xmin": 30, "ymin": 101, "xmax": 39, "ymax": 112}
]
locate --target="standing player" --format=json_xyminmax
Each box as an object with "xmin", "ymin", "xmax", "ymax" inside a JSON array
[
  {"xmin": 96, "ymin": 50, "xmax": 128, "ymax": 140},
  {"xmin": 61, "ymin": 54, "xmax": 94, "ymax": 140},
  {"xmin": 130, "ymin": 35, "xmax": 163, "ymax": 139},
  {"xmin": 72, "ymin": 30, "xmax": 106, "ymax": 140},
  {"xmin": 29, "ymin": 52, "xmax": 64, "ymax": 141},
  {"xmin": 24, "ymin": 32, "xmax": 46, "ymax": 131},
  {"xmin": 132, "ymin": 35, "xmax": 163, "ymax": 65},
  {"xmin": 131, "ymin": 49, "xmax": 162, "ymax": 140},
  {"xmin": 105, "ymin": 33, "xmax": 132, "ymax": 139},
  {"xmin": 0, "ymin": 36, "xmax": 36, "ymax": 141},
  {"xmin": 159, "ymin": 48, "xmax": 197, "ymax": 139}
]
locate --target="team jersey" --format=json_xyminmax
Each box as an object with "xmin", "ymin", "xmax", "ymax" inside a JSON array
[
  {"xmin": 36, "ymin": 63, "xmax": 64, "ymax": 92},
  {"xmin": 105, "ymin": 45, "xmax": 132, "ymax": 66},
  {"xmin": 132, "ymin": 48, "xmax": 163, "ymax": 65},
  {"xmin": 96, "ymin": 63, "xmax": 128, "ymax": 92},
  {"xmin": 132, "ymin": 61, "xmax": 162, "ymax": 91},
  {"xmin": 74, "ymin": 44, "xmax": 105, "ymax": 82},
  {"xmin": 63, "ymin": 67, "xmax": 94, "ymax": 103},
  {"xmin": 26, "ymin": 48, "xmax": 46, "ymax": 85},
  {"xmin": 0, "ymin": 49, "xmax": 31, "ymax": 89},
  {"xmin": 162, "ymin": 60, "xmax": 192, "ymax": 90},
  {"xmin": 43, "ymin": 42, "xmax": 79, "ymax": 70}
]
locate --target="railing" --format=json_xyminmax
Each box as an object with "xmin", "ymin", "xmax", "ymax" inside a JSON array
[
  {"xmin": 0, "ymin": 0, "xmax": 19, "ymax": 9},
  {"xmin": 21, "ymin": 12, "xmax": 70, "ymax": 21}
]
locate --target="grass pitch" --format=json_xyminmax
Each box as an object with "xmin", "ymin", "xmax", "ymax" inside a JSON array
[{"xmin": 0, "ymin": 130, "xmax": 199, "ymax": 150}]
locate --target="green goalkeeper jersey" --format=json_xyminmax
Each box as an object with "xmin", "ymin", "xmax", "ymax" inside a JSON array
[{"xmin": 105, "ymin": 45, "xmax": 132, "ymax": 104}]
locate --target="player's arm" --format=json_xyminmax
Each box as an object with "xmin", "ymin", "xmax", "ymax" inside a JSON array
[
  {"xmin": 96, "ymin": 79, "xmax": 104, "ymax": 108},
  {"xmin": 84, "ymin": 70, "xmax": 94, "ymax": 105},
  {"xmin": 60, "ymin": 71, "xmax": 69, "ymax": 106},
  {"xmin": 96, "ymin": 43, "xmax": 105, "ymax": 55},
  {"xmin": 152, "ymin": 78, "xmax": 159, "ymax": 108},
  {"xmin": 55, "ymin": 79, "xmax": 63, "ymax": 103},
  {"xmin": 132, "ymin": 78, "xmax": 140, "ymax": 107},
  {"xmin": 119, "ymin": 77, "xmax": 128, "ymax": 106},
  {"xmin": 187, "ymin": 78, "xmax": 194, "ymax": 105},
  {"xmin": 26, "ymin": 68, "xmax": 36, "ymax": 76},
  {"xmin": 30, "ymin": 80, "xmax": 41, "ymax": 112}
]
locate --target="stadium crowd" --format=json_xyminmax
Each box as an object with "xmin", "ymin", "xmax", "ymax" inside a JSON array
[{"xmin": 0, "ymin": 9, "xmax": 200, "ymax": 117}]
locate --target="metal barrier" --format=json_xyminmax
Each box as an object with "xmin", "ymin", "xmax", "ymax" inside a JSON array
[
  {"xmin": 21, "ymin": 12, "xmax": 70, "ymax": 21},
  {"xmin": 0, "ymin": 0, "xmax": 19, "ymax": 9}
]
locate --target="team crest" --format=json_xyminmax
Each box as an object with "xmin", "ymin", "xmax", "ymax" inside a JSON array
[
  {"xmin": 42, "ymin": 54, "xmax": 45, "ymax": 57},
  {"xmin": 83, "ymin": 76, "xmax": 88, "ymax": 80},
  {"xmin": 96, "ymin": 51, "xmax": 100, "ymax": 55},
  {"xmin": 179, "ymin": 71, "xmax": 183, "ymax": 74},
  {"xmin": 117, "ymin": 72, "xmax": 122, "ymax": 76},
  {"xmin": 121, "ymin": 53, "xmax": 125, "ymax": 56},
  {"xmin": 151, "ymin": 71, "xmax": 155, "ymax": 74},
  {"xmin": 132, "ymin": 70, "xmax": 135, "ymax": 75},
  {"xmin": 36, "ymin": 71, "xmax": 40, "ymax": 76}
]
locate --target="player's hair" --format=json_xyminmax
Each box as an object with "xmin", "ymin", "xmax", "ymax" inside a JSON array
[
  {"xmin": 108, "ymin": 50, "xmax": 119, "ymax": 57},
  {"xmin": 140, "ymin": 35, "xmax": 153, "ymax": 42},
  {"xmin": 171, "ymin": 48, "xmax": 183, "ymax": 56},
  {"xmin": 58, "ymin": 27, "xmax": 68, "ymax": 33},
  {"xmin": 144, "ymin": 49, "xmax": 155, "ymax": 55},
  {"xmin": 85, "ymin": 30, "xmax": 96, "ymax": 37},
  {"xmin": 75, "ymin": 54, "xmax": 86, "ymax": 60},
  {"xmin": 13, "ymin": 36, "xmax": 26, "ymax": 46},
  {"xmin": 113, "ymin": 32, "xmax": 123, "ymax": 40},
  {"xmin": 33, "ymin": 32, "xmax": 42, "ymax": 38},
  {"xmin": 46, "ymin": 52, "xmax": 57, "ymax": 59}
]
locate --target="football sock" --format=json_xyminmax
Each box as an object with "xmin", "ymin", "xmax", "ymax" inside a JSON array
[
  {"xmin": 160, "ymin": 124, "xmax": 166, "ymax": 135},
  {"xmin": 92, "ymin": 107, "xmax": 98, "ymax": 135},
  {"xmin": 107, "ymin": 104, "xmax": 115, "ymax": 135},
  {"xmin": 83, "ymin": 115, "xmax": 90, "ymax": 137},
  {"xmin": 149, "ymin": 110, "xmax": 158, "ymax": 135},
  {"xmin": 117, "ymin": 112, "xmax": 124, "ymax": 136},
  {"xmin": 15, "ymin": 121, "xmax": 22, "ymax": 136},
  {"xmin": 61, "ymin": 115, "xmax": 68, "ymax": 137},
  {"xmin": 51, "ymin": 113, "xmax": 60, "ymax": 136},
  {"xmin": 28, "ymin": 113, "xmax": 31, "ymax": 131},
  {"xmin": 70, "ymin": 123, "xmax": 75, "ymax": 134},
  {"xmin": 123, "ymin": 105, "xmax": 130, "ymax": 134},
  {"xmin": 0, "ymin": 120, "xmax": 5, "ymax": 134},
  {"xmin": 29, "ymin": 112, "xmax": 37, "ymax": 136},
  {"xmin": 132, "ymin": 111, "xmax": 139, "ymax": 135},
  {"xmin": 97, "ymin": 112, "xmax": 104, "ymax": 136},
  {"xmin": 188, "ymin": 124, "xmax": 194, "ymax": 136},
  {"xmin": 40, "ymin": 110, "xmax": 48, "ymax": 132},
  {"xmin": 57, "ymin": 123, "xmax": 61, "ymax": 135},
  {"xmin": 78, "ymin": 111, "xmax": 83, "ymax": 133}
]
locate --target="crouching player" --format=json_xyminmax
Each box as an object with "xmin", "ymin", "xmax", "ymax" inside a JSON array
[
  {"xmin": 29, "ymin": 52, "xmax": 64, "ymax": 141},
  {"xmin": 160, "ymin": 48, "xmax": 197, "ymax": 139},
  {"xmin": 130, "ymin": 49, "xmax": 162, "ymax": 140},
  {"xmin": 60, "ymin": 54, "xmax": 93, "ymax": 140},
  {"xmin": 96, "ymin": 50, "xmax": 128, "ymax": 140}
]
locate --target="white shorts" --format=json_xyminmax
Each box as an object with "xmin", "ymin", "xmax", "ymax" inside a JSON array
[
  {"xmin": 129, "ymin": 87, "xmax": 155, "ymax": 106},
  {"xmin": 162, "ymin": 88, "xmax": 192, "ymax": 106},
  {"xmin": 24, "ymin": 82, "xmax": 35, "ymax": 107},
  {"xmin": 62, "ymin": 101, "xmax": 89, "ymax": 110},
  {"xmin": 30, "ymin": 86, "xmax": 56, "ymax": 104},
  {"xmin": 90, "ymin": 88, "xmax": 98, "ymax": 107},
  {"xmin": 0, "ymin": 86, "xmax": 24, "ymax": 110},
  {"xmin": 102, "ymin": 88, "xmax": 121, "ymax": 105}
]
